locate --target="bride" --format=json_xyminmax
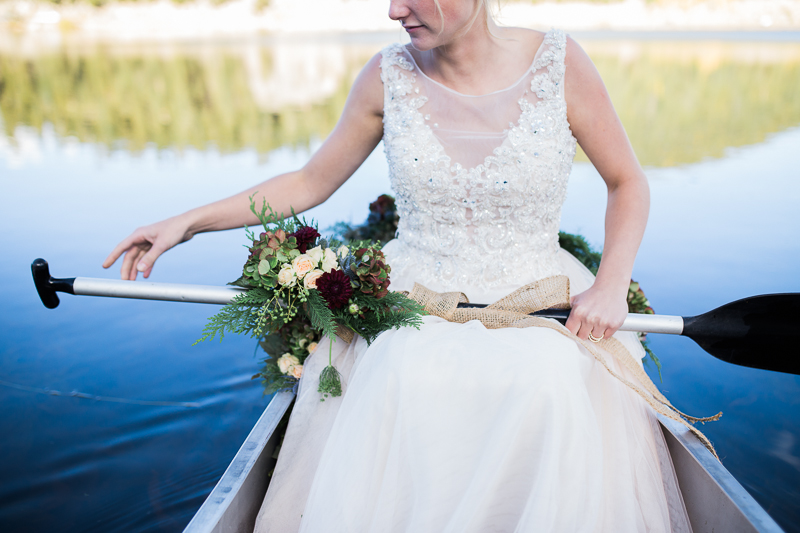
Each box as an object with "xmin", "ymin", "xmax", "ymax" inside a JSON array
[{"xmin": 104, "ymin": 0, "xmax": 696, "ymax": 531}]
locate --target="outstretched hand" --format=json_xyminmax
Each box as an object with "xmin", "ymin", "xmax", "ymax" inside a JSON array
[
  {"xmin": 102, "ymin": 217, "xmax": 194, "ymax": 280},
  {"xmin": 565, "ymin": 283, "xmax": 628, "ymax": 342}
]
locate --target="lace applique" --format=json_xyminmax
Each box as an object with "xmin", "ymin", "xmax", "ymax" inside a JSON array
[{"xmin": 380, "ymin": 29, "xmax": 577, "ymax": 291}]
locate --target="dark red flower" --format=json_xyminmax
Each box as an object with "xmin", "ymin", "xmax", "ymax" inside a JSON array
[
  {"xmin": 369, "ymin": 194, "xmax": 395, "ymax": 217},
  {"xmin": 316, "ymin": 269, "xmax": 353, "ymax": 309},
  {"xmin": 289, "ymin": 226, "xmax": 320, "ymax": 253}
]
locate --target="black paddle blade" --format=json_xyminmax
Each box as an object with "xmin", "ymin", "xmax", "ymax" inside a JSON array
[{"xmin": 682, "ymin": 293, "xmax": 800, "ymax": 375}]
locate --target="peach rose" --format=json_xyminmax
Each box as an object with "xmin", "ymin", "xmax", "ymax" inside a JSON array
[
  {"xmin": 277, "ymin": 353, "xmax": 300, "ymax": 374},
  {"xmin": 292, "ymin": 254, "xmax": 315, "ymax": 278},
  {"xmin": 304, "ymin": 269, "xmax": 324, "ymax": 289},
  {"xmin": 321, "ymin": 248, "xmax": 339, "ymax": 273},
  {"xmin": 277, "ymin": 264, "xmax": 297, "ymax": 286},
  {"xmin": 288, "ymin": 364, "xmax": 303, "ymax": 379},
  {"xmin": 307, "ymin": 342, "xmax": 318, "ymax": 353}
]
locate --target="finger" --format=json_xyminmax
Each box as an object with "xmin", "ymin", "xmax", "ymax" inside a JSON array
[
  {"xmin": 564, "ymin": 314, "xmax": 581, "ymax": 336},
  {"xmin": 130, "ymin": 248, "xmax": 150, "ymax": 280},
  {"xmin": 120, "ymin": 249, "xmax": 137, "ymax": 281},
  {"xmin": 121, "ymin": 246, "xmax": 147, "ymax": 281},
  {"xmin": 103, "ymin": 235, "xmax": 138, "ymax": 269},
  {"xmin": 576, "ymin": 321, "xmax": 594, "ymax": 340},
  {"xmin": 136, "ymin": 243, "xmax": 168, "ymax": 278},
  {"xmin": 603, "ymin": 325, "xmax": 618, "ymax": 339}
]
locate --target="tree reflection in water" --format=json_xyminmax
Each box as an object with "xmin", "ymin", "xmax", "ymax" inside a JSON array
[{"xmin": 1, "ymin": 38, "xmax": 799, "ymax": 166}]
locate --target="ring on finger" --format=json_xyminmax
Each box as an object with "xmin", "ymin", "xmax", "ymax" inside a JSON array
[{"xmin": 588, "ymin": 332, "xmax": 604, "ymax": 343}]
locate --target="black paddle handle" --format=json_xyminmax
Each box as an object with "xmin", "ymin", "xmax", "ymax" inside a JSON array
[
  {"xmin": 457, "ymin": 302, "xmax": 571, "ymax": 324},
  {"xmin": 31, "ymin": 258, "xmax": 74, "ymax": 309}
]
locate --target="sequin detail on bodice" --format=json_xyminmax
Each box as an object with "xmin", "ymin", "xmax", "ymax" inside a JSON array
[{"xmin": 380, "ymin": 30, "xmax": 577, "ymax": 291}]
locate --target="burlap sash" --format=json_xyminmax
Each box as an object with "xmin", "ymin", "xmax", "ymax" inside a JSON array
[{"xmin": 334, "ymin": 275, "xmax": 721, "ymax": 458}]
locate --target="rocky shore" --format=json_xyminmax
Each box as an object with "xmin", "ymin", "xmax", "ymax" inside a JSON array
[{"xmin": 1, "ymin": 0, "xmax": 799, "ymax": 44}]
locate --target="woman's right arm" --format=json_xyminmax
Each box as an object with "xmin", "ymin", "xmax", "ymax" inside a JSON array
[{"xmin": 104, "ymin": 54, "xmax": 386, "ymax": 280}]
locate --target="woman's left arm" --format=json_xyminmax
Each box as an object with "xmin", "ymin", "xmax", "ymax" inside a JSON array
[{"xmin": 563, "ymin": 36, "xmax": 651, "ymax": 342}]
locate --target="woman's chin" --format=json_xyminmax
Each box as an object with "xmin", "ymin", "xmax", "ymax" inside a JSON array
[{"xmin": 408, "ymin": 36, "xmax": 436, "ymax": 52}]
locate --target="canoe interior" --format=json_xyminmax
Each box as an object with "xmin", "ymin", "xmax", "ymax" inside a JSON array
[{"xmin": 184, "ymin": 392, "xmax": 783, "ymax": 533}]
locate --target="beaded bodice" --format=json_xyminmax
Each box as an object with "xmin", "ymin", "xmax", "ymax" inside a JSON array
[{"xmin": 380, "ymin": 30, "xmax": 576, "ymax": 292}]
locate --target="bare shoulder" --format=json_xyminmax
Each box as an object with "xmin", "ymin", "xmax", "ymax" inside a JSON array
[
  {"xmin": 346, "ymin": 52, "xmax": 385, "ymax": 119},
  {"xmin": 498, "ymin": 26, "xmax": 546, "ymax": 60},
  {"xmin": 563, "ymin": 35, "xmax": 608, "ymax": 109},
  {"xmin": 564, "ymin": 35, "xmax": 596, "ymax": 74},
  {"xmin": 564, "ymin": 35, "xmax": 605, "ymax": 88}
]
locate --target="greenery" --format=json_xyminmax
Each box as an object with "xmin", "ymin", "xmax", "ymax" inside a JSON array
[
  {"xmin": 557, "ymin": 232, "xmax": 602, "ymax": 275},
  {"xmin": 2, "ymin": 41, "xmax": 799, "ymax": 166}
]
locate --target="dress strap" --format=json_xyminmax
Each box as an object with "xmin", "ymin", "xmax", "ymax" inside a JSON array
[
  {"xmin": 379, "ymin": 43, "xmax": 418, "ymax": 109},
  {"xmin": 531, "ymin": 29, "xmax": 568, "ymax": 101}
]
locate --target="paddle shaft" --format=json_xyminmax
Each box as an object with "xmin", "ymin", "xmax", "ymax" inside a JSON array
[
  {"xmin": 32, "ymin": 259, "xmax": 683, "ymax": 335},
  {"xmin": 34, "ymin": 258, "xmax": 800, "ymax": 374}
]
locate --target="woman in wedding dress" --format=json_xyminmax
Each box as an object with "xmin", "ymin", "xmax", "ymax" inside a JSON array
[{"xmin": 104, "ymin": 1, "xmax": 696, "ymax": 531}]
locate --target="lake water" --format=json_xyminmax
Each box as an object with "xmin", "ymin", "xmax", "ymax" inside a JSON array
[{"xmin": 1, "ymin": 32, "xmax": 799, "ymax": 532}]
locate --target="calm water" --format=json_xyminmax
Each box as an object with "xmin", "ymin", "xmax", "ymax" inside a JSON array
[{"xmin": 1, "ymin": 33, "xmax": 799, "ymax": 532}]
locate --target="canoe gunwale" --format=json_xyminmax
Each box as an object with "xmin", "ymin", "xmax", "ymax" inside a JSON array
[{"xmin": 657, "ymin": 414, "xmax": 784, "ymax": 533}]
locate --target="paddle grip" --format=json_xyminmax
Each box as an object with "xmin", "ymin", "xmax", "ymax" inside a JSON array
[{"xmin": 31, "ymin": 258, "xmax": 75, "ymax": 309}]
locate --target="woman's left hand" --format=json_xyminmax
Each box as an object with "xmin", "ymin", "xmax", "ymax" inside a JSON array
[{"xmin": 565, "ymin": 283, "xmax": 629, "ymax": 342}]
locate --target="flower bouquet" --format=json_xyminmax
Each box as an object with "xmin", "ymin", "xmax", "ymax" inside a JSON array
[{"xmin": 197, "ymin": 198, "xmax": 424, "ymax": 398}]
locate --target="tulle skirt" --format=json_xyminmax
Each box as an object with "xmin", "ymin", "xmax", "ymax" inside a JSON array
[{"xmin": 254, "ymin": 248, "xmax": 692, "ymax": 532}]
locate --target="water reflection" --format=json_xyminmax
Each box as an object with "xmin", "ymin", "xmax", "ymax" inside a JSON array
[
  {"xmin": 0, "ymin": 41, "xmax": 374, "ymax": 156},
  {"xmin": 1, "ymin": 37, "xmax": 799, "ymax": 166}
]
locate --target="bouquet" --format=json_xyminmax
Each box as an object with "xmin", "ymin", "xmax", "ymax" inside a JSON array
[{"xmin": 197, "ymin": 198, "xmax": 424, "ymax": 398}]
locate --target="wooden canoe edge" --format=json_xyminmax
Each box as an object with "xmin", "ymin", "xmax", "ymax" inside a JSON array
[
  {"xmin": 657, "ymin": 414, "xmax": 785, "ymax": 533},
  {"xmin": 184, "ymin": 390, "xmax": 296, "ymax": 533}
]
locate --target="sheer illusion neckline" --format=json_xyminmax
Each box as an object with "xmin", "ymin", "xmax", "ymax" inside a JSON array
[{"xmin": 402, "ymin": 32, "xmax": 549, "ymax": 98}]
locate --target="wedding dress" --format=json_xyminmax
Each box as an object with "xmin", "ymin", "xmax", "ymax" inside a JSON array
[{"xmin": 254, "ymin": 30, "xmax": 693, "ymax": 532}]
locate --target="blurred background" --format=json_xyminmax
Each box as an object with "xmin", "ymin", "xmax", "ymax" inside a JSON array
[{"xmin": 1, "ymin": 1, "xmax": 799, "ymax": 532}]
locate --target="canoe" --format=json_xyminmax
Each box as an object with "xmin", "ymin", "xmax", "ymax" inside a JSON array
[{"xmin": 183, "ymin": 390, "xmax": 785, "ymax": 533}]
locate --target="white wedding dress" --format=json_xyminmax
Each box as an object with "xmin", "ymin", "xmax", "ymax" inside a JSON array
[{"xmin": 254, "ymin": 30, "xmax": 693, "ymax": 532}]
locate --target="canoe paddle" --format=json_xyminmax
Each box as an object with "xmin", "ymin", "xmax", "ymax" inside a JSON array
[{"xmin": 32, "ymin": 258, "xmax": 800, "ymax": 375}]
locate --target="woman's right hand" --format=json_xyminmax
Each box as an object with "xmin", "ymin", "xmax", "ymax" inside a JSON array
[{"xmin": 102, "ymin": 215, "xmax": 194, "ymax": 280}]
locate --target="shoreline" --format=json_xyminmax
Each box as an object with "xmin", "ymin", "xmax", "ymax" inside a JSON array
[{"xmin": 1, "ymin": 0, "xmax": 799, "ymax": 46}]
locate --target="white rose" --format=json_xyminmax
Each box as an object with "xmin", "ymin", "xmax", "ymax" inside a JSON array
[
  {"xmin": 288, "ymin": 364, "xmax": 303, "ymax": 379},
  {"xmin": 304, "ymin": 269, "xmax": 324, "ymax": 289},
  {"xmin": 306, "ymin": 245, "xmax": 323, "ymax": 266},
  {"xmin": 277, "ymin": 353, "xmax": 300, "ymax": 374},
  {"xmin": 292, "ymin": 254, "xmax": 315, "ymax": 278},
  {"xmin": 277, "ymin": 264, "xmax": 297, "ymax": 286},
  {"xmin": 321, "ymin": 248, "xmax": 339, "ymax": 273},
  {"xmin": 337, "ymin": 245, "xmax": 349, "ymax": 259}
]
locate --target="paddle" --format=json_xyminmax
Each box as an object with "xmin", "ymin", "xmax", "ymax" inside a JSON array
[{"xmin": 32, "ymin": 258, "xmax": 800, "ymax": 375}]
